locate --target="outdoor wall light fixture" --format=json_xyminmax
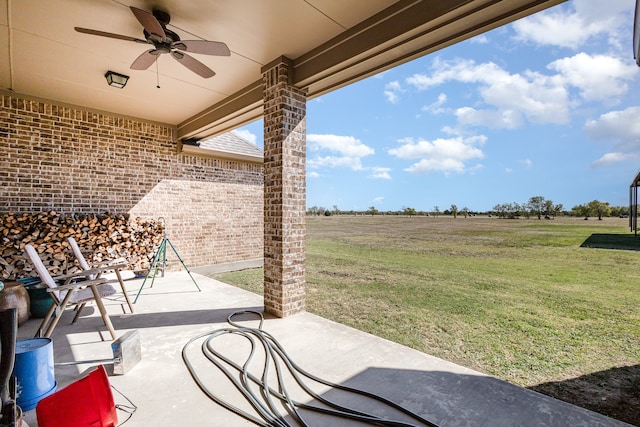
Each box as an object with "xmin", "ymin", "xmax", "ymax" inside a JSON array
[{"xmin": 105, "ymin": 71, "xmax": 129, "ymax": 88}]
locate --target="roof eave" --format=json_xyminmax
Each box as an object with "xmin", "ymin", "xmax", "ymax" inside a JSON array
[{"xmin": 178, "ymin": 142, "xmax": 264, "ymax": 165}]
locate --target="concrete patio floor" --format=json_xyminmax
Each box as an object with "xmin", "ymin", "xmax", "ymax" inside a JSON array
[{"xmin": 16, "ymin": 271, "xmax": 630, "ymax": 426}]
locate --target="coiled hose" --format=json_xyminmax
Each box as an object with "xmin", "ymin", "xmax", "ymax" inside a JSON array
[{"xmin": 182, "ymin": 310, "xmax": 439, "ymax": 427}]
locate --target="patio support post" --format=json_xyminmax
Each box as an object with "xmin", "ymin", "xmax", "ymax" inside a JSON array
[{"xmin": 261, "ymin": 56, "xmax": 307, "ymax": 317}]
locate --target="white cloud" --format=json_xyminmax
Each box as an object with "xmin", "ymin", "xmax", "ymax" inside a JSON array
[
  {"xmin": 309, "ymin": 155, "xmax": 364, "ymax": 170},
  {"xmin": 512, "ymin": 8, "xmax": 590, "ymax": 49},
  {"xmin": 548, "ymin": 53, "xmax": 635, "ymax": 103},
  {"xmin": 592, "ymin": 152, "xmax": 628, "ymax": 167},
  {"xmin": 308, "ymin": 134, "xmax": 374, "ymax": 157},
  {"xmin": 384, "ymin": 90, "xmax": 400, "ymax": 104},
  {"xmin": 470, "ymin": 34, "xmax": 489, "ymax": 44},
  {"xmin": 466, "ymin": 164, "xmax": 484, "ymax": 175},
  {"xmin": 520, "ymin": 159, "xmax": 533, "ymax": 169},
  {"xmin": 384, "ymin": 80, "xmax": 404, "ymax": 104},
  {"xmin": 368, "ymin": 167, "xmax": 391, "ymax": 180},
  {"xmin": 307, "ymin": 134, "xmax": 374, "ymax": 171},
  {"xmin": 422, "ymin": 93, "xmax": 448, "ymax": 114},
  {"xmin": 388, "ymin": 135, "xmax": 486, "ymax": 174},
  {"xmin": 407, "ymin": 58, "xmax": 570, "ymax": 128},
  {"xmin": 373, "ymin": 196, "xmax": 384, "ymax": 204},
  {"xmin": 231, "ymin": 129, "xmax": 257, "ymax": 145},
  {"xmin": 585, "ymin": 106, "xmax": 640, "ymax": 152},
  {"xmin": 512, "ymin": 0, "xmax": 633, "ymax": 49},
  {"xmin": 386, "ymin": 81, "xmax": 402, "ymax": 91},
  {"xmin": 440, "ymin": 126, "xmax": 459, "ymax": 136},
  {"xmin": 585, "ymin": 107, "xmax": 640, "ymax": 167},
  {"xmin": 407, "ymin": 51, "xmax": 637, "ymax": 131},
  {"xmin": 307, "ymin": 171, "xmax": 320, "ymax": 178},
  {"xmin": 455, "ymin": 107, "xmax": 524, "ymax": 129}
]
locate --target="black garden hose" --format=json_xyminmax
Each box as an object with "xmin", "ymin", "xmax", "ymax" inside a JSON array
[{"xmin": 182, "ymin": 310, "xmax": 439, "ymax": 427}]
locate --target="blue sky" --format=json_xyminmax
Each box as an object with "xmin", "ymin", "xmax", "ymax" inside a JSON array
[{"xmin": 234, "ymin": 0, "xmax": 639, "ymax": 213}]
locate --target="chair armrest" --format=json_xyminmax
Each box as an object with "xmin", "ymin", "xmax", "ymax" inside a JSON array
[
  {"xmin": 91, "ymin": 262, "xmax": 128, "ymax": 270},
  {"xmin": 91, "ymin": 260, "xmax": 113, "ymax": 268},
  {"xmin": 48, "ymin": 277, "xmax": 107, "ymax": 292},
  {"xmin": 53, "ymin": 268, "xmax": 105, "ymax": 283},
  {"xmin": 99, "ymin": 257, "xmax": 126, "ymax": 264}
]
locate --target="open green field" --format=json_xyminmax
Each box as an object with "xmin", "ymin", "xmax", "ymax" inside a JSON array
[{"xmin": 210, "ymin": 215, "xmax": 640, "ymax": 424}]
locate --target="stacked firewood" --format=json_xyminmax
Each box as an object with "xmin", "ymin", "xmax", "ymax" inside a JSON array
[{"xmin": 0, "ymin": 211, "xmax": 164, "ymax": 280}]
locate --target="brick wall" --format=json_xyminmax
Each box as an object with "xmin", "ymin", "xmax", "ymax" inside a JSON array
[{"xmin": 0, "ymin": 93, "xmax": 263, "ymax": 271}]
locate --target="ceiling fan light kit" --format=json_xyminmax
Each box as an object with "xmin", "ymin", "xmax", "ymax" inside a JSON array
[
  {"xmin": 104, "ymin": 71, "xmax": 129, "ymax": 88},
  {"xmin": 76, "ymin": 6, "xmax": 230, "ymax": 81}
]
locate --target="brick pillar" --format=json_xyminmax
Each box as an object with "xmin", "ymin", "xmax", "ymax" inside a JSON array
[{"xmin": 262, "ymin": 57, "xmax": 307, "ymax": 317}]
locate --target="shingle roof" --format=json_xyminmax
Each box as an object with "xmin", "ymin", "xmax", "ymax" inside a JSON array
[{"xmin": 198, "ymin": 132, "xmax": 263, "ymax": 158}]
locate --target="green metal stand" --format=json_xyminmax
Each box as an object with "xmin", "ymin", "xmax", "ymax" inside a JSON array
[{"xmin": 133, "ymin": 236, "xmax": 200, "ymax": 304}]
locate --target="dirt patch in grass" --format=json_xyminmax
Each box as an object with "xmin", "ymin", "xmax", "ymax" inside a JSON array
[{"xmin": 530, "ymin": 365, "xmax": 640, "ymax": 425}]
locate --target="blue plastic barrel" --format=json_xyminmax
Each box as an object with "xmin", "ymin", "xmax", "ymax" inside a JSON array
[{"xmin": 14, "ymin": 338, "xmax": 57, "ymax": 411}]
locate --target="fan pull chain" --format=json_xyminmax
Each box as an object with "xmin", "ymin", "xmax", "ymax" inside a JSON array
[{"xmin": 156, "ymin": 59, "xmax": 160, "ymax": 89}]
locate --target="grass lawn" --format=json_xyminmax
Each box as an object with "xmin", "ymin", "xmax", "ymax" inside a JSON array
[{"xmin": 209, "ymin": 215, "xmax": 640, "ymax": 424}]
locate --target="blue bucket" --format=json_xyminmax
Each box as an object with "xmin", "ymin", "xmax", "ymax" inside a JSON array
[{"xmin": 14, "ymin": 338, "xmax": 57, "ymax": 411}]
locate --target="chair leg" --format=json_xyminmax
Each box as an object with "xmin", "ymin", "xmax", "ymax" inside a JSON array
[
  {"xmin": 114, "ymin": 269, "xmax": 134, "ymax": 313},
  {"xmin": 36, "ymin": 300, "xmax": 59, "ymax": 338},
  {"xmin": 43, "ymin": 292, "xmax": 74, "ymax": 338},
  {"xmin": 71, "ymin": 302, "xmax": 86, "ymax": 324},
  {"xmin": 88, "ymin": 284, "xmax": 117, "ymax": 340}
]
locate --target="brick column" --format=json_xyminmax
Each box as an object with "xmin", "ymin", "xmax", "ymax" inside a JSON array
[{"xmin": 262, "ymin": 57, "xmax": 307, "ymax": 317}]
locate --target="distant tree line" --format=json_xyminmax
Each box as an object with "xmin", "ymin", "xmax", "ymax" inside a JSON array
[
  {"xmin": 307, "ymin": 196, "xmax": 629, "ymax": 220},
  {"xmin": 492, "ymin": 196, "xmax": 627, "ymax": 220},
  {"xmin": 493, "ymin": 196, "xmax": 564, "ymax": 219}
]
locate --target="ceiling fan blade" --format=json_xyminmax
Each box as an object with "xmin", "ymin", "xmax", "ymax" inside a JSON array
[
  {"xmin": 171, "ymin": 51, "xmax": 215, "ymax": 78},
  {"xmin": 131, "ymin": 50, "xmax": 161, "ymax": 70},
  {"xmin": 172, "ymin": 40, "xmax": 230, "ymax": 56},
  {"xmin": 130, "ymin": 6, "xmax": 166, "ymax": 42},
  {"xmin": 74, "ymin": 27, "xmax": 147, "ymax": 43}
]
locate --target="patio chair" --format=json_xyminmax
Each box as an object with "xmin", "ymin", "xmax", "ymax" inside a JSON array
[
  {"xmin": 67, "ymin": 236, "xmax": 134, "ymax": 313},
  {"xmin": 24, "ymin": 244, "xmax": 117, "ymax": 340}
]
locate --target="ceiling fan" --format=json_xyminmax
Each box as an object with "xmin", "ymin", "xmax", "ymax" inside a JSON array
[{"xmin": 75, "ymin": 6, "xmax": 230, "ymax": 78}]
